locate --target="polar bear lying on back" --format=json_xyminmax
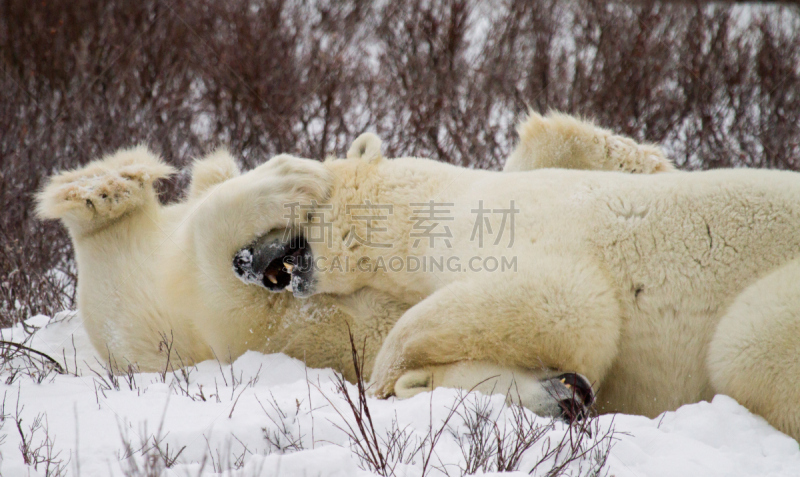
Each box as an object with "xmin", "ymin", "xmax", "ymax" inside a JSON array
[
  {"xmin": 36, "ymin": 146, "xmax": 409, "ymax": 379},
  {"xmin": 37, "ymin": 112, "xmax": 672, "ymax": 417},
  {"xmin": 234, "ymin": 118, "xmax": 800, "ymax": 441}
]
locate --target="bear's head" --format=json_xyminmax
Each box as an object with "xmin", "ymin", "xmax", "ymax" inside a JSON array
[{"xmin": 232, "ymin": 132, "xmax": 394, "ymax": 298}]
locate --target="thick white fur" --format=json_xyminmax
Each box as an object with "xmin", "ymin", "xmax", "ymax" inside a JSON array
[
  {"xmin": 37, "ymin": 146, "xmax": 408, "ymax": 378},
  {"xmin": 37, "ymin": 114, "xmax": 674, "ymax": 409},
  {"xmin": 504, "ymin": 111, "xmax": 674, "ymax": 173},
  {"xmin": 263, "ymin": 121, "xmax": 800, "ymax": 441},
  {"xmin": 395, "ymin": 361, "xmax": 568, "ymax": 417}
]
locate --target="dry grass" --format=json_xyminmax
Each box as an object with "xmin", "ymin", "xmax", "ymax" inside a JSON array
[
  {"xmin": 12, "ymin": 391, "xmax": 69, "ymax": 476},
  {"xmin": 321, "ymin": 327, "xmax": 617, "ymax": 476},
  {"xmin": 0, "ymin": 323, "xmax": 617, "ymax": 476},
  {"xmin": 2, "ymin": 0, "xmax": 799, "ymax": 327}
]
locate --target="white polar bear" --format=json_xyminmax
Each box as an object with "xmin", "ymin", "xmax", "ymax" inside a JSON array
[
  {"xmin": 37, "ymin": 112, "xmax": 672, "ymax": 415},
  {"xmin": 36, "ymin": 146, "xmax": 409, "ymax": 378},
  {"xmin": 233, "ymin": 117, "xmax": 800, "ymax": 441}
]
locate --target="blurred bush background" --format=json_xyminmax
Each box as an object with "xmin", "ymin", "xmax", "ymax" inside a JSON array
[{"xmin": 2, "ymin": 0, "xmax": 799, "ymax": 326}]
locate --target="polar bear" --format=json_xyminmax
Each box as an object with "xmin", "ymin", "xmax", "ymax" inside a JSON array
[
  {"xmin": 36, "ymin": 146, "xmax": 409, "ymax": 378},
  {"xmin": 233, "ymin": 116, "xmax": 800, "ymax": 441},
  {"xmin": 37, "ymin": 112, "xmax": 672, "ymax": 412}
]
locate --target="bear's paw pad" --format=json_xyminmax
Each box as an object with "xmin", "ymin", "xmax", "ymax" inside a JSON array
[{"xmin": 60, "ymin": 170, "xmax": 147, "ymax": 217}]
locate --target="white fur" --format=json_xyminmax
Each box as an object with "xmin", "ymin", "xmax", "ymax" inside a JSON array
[
  {"xmin": 504, "ymin": 111, "xmax": 674, "ymax": 173},
  {"xmin": 36, "ymin": 114, "xmax": 676, "ymax": 419},
  {"xmin": 394, "ymin": 361, "xmax": 572, "ymax": 417},
  {"xmin": 261, "ymin": 121, "xmax": 800, "ymax": 441},
  {"xmin": 346, "ymin": 133, "xmax": 383, "ymax": 163},
  {"xmin": 37, "ymin": 147, "xmax": 407, "ymax": 378}
]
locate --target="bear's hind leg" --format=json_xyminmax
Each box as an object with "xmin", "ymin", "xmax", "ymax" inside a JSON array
[
  {"xmin": 504, "ymin": 111, "xmax": 675, "ymax": 173},
  {"xmin": 708, "ymin": 259, "xmax": 800, "ymax": 441}
]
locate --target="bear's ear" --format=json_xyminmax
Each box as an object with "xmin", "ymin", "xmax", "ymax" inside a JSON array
[{"xmin": 346, "ymin": 133, "xmax": 384, "ymax": 163}]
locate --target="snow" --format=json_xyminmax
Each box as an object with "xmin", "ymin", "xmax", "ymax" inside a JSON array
[{"xmin": 1, "ymin": 314, "xmax": 799, "ymax": 476}]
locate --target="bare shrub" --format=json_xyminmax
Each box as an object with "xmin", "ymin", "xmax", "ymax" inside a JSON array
[
  {"xmin": 117, "ymin": 403, "xmax": 187, "ymax": 475},
  {"xmin": 0, "ymin": 340, "xmax": 65, "ymax": 385},
  {"xmin": 445, "ymin": 388, "xmax": 617, "ymax": 476},
  {"xmin": 14, "ymin": 395, "xmax": 69, "ymax": 476},
  {"xmin": 321, "ymin": 326, "xmax": 616, "ymax": 476},
  {"xmin": 256, "ymin": 392, "xmax": 306, "ymax": 454},
  {"xmin": 323, "ymin": 329, "xmax": 400, "ymax": 475},
  {"xmin": 451, "ymin": 393, "xmax": 553, "ymax": 473},
  {"xmin": 203, "ymin": 434, "xmax": 252, "ymax": 473},
  {"xmin": 2, "ymin": 1, "xmax": 799, "ymax": 329},
  {"xmin": 89, "ymin": 353, "xmax": 141, "ymax": 397},
  {"xmin": 318, "ymin": 328, "xmax": 464, "ymax": 476}
]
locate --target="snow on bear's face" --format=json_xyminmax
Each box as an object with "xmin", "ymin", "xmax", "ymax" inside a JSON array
[
  {"xmin": 232, "ymin": 155, "xmax": 399, "ymax": 299},
  {"xmin": 233, "ymin": 227, "xmax": 317, "ymax": 297}
]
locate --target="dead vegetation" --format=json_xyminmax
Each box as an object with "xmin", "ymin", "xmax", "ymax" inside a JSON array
[
  {"xmin": 1, "ymin": 0, "xmax": 799, "ymax": 327},
  {"xmin": 11, "ymin": 392, "xmax": 69, "ymax": 476},
  {"xmin": 321, "ymin": 329, "xmax": 617, "ymax": 476},
  {"xmin": 117, "ymin": 402, "xmax": 187, "ymax": 476},
  {"xmin": 0, "ymin": 321, "xmax": 617, "ymax": 476},
  {"xmin": 0, "ymin": 314, "xmax": 67, "ymax": 385}
]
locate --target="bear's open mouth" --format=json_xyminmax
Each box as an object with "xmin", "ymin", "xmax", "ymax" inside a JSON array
[
  {"xmin": 261, "ymin": 237, "xmax": 306, "ymax": 291},
  {"xmin": 233, "ymin": 233, "xmax": 315, "ymax": 295}
]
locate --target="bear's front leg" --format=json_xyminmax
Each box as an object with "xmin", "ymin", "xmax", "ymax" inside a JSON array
[
  {"xmin": 36, "ymin": 146, "xmax": 175, "ymax": 234},
  {"xmin": 394, "ymin": 361, "xmax": 596, "ymax": 420},
  {"xmin": 369, "ymin": 253, "xmax": 621, "ymax": 418},
  {"xmin": 189, "ymin": 154, "xmax": 334, "ymax": 284}
]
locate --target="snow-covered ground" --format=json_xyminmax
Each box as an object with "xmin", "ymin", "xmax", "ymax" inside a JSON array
[{"xmin": 1, "ymin": 314, "xmax": 798, "ymax": 476}]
